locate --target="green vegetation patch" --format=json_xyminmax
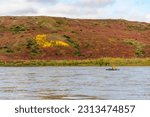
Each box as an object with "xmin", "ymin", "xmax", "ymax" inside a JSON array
[
  {"xmin": 26, "ymin": 38, "xmax": 42, "ymax": 56},
  {"xmin": 0, "ymin": 58, "xmax": 150, "ymax": 66},
  {"xmin": 10, "ymin": 25, "xmax": 27, "ymax": 33},
  {"xmin": 0, "ymin": 25, "xmax": 6, "ymax": 32},
  {"xmin": 0, "ymin": 46, "xmax": 14, "ymax": 53},
  {"xmin": 35, "ymin": 17, "xmax": 55, "ymax": 28},
  {"xmin": 54, "ymin": 18, "xmax": 68, "ymax": 25},
  {"xmin": 127, "ymin": 24, "xmax": 150, "ymax": 31},
  {"xmin": 124, "ymin": 39, "xmax": 145, "ymax": 57},
  {"xmin": 63, "ymin": 35, "xmax": 81, "ymax": 56}
]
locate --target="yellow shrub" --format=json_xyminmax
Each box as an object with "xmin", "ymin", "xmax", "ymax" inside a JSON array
[
  {"xmin": 35, "ymin": 34, "xmax": 47, "ymax": 46},
  {"xmin": 35, "ymin": 34, "xmax": 69, "ymax": 47}
]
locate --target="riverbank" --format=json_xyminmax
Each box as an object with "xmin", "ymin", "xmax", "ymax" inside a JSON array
[{"xmin": 0, "ymin": 58, "xmax": 150, "ymax": 66}]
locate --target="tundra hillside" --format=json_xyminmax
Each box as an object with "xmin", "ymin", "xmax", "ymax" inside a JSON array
[{"xmin": 0, "ymin": 16, "xmax": 150, "ymax": 62}]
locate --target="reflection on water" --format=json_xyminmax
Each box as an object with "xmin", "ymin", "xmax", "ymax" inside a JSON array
[{"xmin": 0, "ymin": 67, "xmax": 150, "ymax": 100}]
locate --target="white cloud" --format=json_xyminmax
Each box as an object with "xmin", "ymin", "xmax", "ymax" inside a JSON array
[
  {"xmin": 25, "ymin": 0, "xmax": 58, "ymax": 4},
  {"xmin": 0, "ymin": 0, "xmax": 37, "ymax": 15},
  {"xmin": 80, "ymin": 0, "xmax": 114, "ymax": 7},
  {"xmin": 35, "ymin": 2, "xmax": 106, "ymax": 19},
  {"xmin": 11, "ymin": 8, "xmax": 38, "ymax": 15},
  {"xmin": 0, "ymin": 0, "xmax": 115, "ymax": 16},
  {"xmin": 0, "ymin": 0, "xmax": 149, "ymax": 22},
  {"xmin": 146, "ymin": 14, "xmax": 150, "ymax": 19}
]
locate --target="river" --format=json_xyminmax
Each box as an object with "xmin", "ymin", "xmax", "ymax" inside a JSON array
[{"xmin": 0, "ymin": 67, "xmax": 150, "ymax": 100}]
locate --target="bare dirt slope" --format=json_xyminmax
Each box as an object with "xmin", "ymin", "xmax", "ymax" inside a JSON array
[{"xmin": 0, "ymin": 16, "xmax": 150, "ymax": 60}]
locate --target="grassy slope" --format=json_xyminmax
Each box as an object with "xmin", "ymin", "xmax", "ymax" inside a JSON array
[
  {"xmin": 0, "ymin": 58, "xmax": 150, "ymax": 66},
  {"xmin": 0, "ymin": 16, "xmax": 150, "ymax": 62}
]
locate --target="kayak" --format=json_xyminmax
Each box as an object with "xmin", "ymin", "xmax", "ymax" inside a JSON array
[{"xmin": 106, "ymin": 68, "xmax": 119, "ymax": 71}]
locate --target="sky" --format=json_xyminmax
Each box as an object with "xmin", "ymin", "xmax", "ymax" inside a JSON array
[{"xmin": 0, "ymin": 0, "xmax": 150, "ymax": 22}]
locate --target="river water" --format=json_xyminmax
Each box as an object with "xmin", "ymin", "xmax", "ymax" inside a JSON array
[{"xmin": 0, "ymin": 67, "xmax": 150, "ymax": 100}]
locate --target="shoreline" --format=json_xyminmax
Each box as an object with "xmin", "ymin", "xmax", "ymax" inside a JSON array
[{"xmin": 0, "ymin": 58, "xmax": 150, "ymax": 66}]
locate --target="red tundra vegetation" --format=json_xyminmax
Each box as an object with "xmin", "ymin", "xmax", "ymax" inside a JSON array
[{"xmin": 0, "ymin": 16, "xmax": 150, "ymax": 61}]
